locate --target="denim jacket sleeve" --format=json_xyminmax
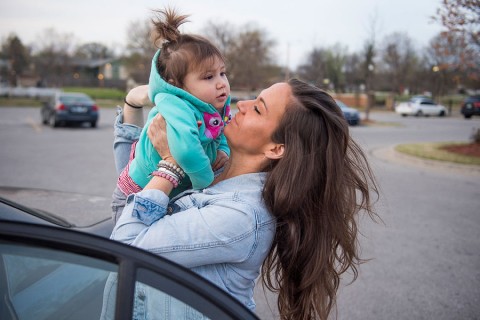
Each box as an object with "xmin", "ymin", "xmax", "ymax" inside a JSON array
[{"xmin": 111, "ymin": 189, "xmax": 258, "ymax": 269}]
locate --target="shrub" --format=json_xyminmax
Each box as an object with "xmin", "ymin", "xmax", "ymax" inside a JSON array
[{"xmin": 63, "ymin": 87, "xmax": 125, "ymax": 100}]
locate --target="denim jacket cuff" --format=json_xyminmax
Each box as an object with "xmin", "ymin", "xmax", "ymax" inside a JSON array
[
  {"xmin": 127, "ymin": 189, "xmax": 169, "ymax": 225},
  {"xmin": 114, "ymin": 109, "xmax": 143, "ymax": 142}
]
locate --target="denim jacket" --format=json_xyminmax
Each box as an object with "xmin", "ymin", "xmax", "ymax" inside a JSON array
[{"xmin": 105, "ymin": 172, "xmax": 276, "ymax": 318}]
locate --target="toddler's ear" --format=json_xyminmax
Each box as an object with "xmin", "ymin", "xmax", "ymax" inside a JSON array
[{"xmin": 168, "ymin": 79, "xmax": 175, "ymax": 85}]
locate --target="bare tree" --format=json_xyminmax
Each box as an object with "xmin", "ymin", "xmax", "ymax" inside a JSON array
[
  {"xmin": 362, "ymin": 41, "xmax": 376, "ymax": 119},
  {"xmin": 296, "ymin": 48, "xmax": 328, "ymax": 87},
  {"xmin": 432, "ymin": 0, "xmax": 479, "ymax": 48},
  {"xmin": 424, "ymin": 33, "xmax": 467, "ymax": 96},
  {"xmin": 225, "ymin": 24, "xmax": 276, "ymax": 90},
  {"xmin": 32, "ymin": 28, "xmax": 77, "ymax": 86},
  {"xmin": 431, "ymin": 0, "xmax": 480, "ymax": 87},
  {"xmin": 1, "ymin": 34, "xmax": 30, "ymax": 86},
  {"xmin": 202, "ymin": 20, "xmax": 236, "ymax": 57},
  {"xmin": 124, "ymin": 18, "xmax": 156, "ymax": 83},
  {"xmin": 204, "ymin": 21, "xmax": 282, "ymax": 90},
  {"xmin": 324, "ymin": 44, "xmax": 348, "ymax": 92},
  {"xmin": 362, "ymin": 10, "xmax": 381, "ymax": 120},
  {"xmin": 296, "ymin": 44, "xmax": 348, "ymax": 92},
  {"xmin": 75, "ymin": 42, "xmax": 113, "ymax": 59},
  {"xmin": 343, "ymin": 52, "xmax": 363, "ymax": 93},
  {"xmin": 380, "ymin": 32, "xmax": 419, "ymax": 94}
]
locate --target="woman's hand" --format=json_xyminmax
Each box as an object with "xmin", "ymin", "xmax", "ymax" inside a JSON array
[
  {"xmin": 125, "ymin": 85, "xmax": 153, "ymax": 108},
  {"xmin": 147, "ymin": 114, "xmax": 176, "ymax": 165},
  {"xmin": 143, "ymin": 114, "xmax": 177, "ymax": 193}
]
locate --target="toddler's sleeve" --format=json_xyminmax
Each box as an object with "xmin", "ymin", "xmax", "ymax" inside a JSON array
[{"xmin": 156, "ymin": 96, "xmax": 214, "ymax": 189}]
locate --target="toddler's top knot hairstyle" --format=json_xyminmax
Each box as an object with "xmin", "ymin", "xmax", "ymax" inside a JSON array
[
  {"xmin": 150, "ymin": 7, "xmax": 225, "ymax": 88},
  {"xmin": 151, "ymin": 7, "xmax": 188, "ymax": 48}
]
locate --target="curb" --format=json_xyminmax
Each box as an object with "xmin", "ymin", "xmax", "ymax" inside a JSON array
[{"xmin": 371, "ymin": 145, "xmax": 480, "ymax": 177}]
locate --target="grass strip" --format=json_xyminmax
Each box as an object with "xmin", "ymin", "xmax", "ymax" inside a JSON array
[{"xmin": 395, "ymin": 142, "xmax": 480, "ymax": 166}]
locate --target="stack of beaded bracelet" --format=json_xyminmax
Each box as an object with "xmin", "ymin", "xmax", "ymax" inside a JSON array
[
  {"xmin": 158, "ymin": 160, "xmax": 186, "ymax": 179},
  {"xmin": 150, "ymin": 160, "xmax": 185, "ymax": 188}
]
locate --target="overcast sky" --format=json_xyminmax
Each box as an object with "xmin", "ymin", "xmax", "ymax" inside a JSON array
[{"xmin": 0, "ymin": 0, "xmax": 444, "ymax": 69}]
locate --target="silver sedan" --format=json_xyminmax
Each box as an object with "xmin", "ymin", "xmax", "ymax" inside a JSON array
[{"xmin": 395, "ymin": 96, "xmax": 447, "ymax": 117}]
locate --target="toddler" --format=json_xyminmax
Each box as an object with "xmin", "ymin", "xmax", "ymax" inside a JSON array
[{"xmin": 112, "ymin": 8, "xmax": 231, "ymax": 222}]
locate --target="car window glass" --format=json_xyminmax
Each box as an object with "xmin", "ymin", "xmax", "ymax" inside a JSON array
[
  {"xmin": 60, "ymin": 96, "xmax": 93, "ymax": 104},
  {"xmin": 0, "ymin": 223, "xmax": 259, "ymax": 320},
  {"xmin": 0, "ymin": 241, "xmax": 116, "ymax": 320}
]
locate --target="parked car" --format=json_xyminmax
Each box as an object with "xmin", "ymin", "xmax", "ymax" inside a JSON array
[
  {"xmin": 335, "ymin": 100, "xmax": 361, "ymax": 126},
  {"xmin": 460, "ymin": 95, "xmax": 480, "ymax": 119},
  {"xmin": 395, "ymin": 96, "xmax": 447, "ymax": 117},
  {"xmin": 0, "ymin": 189, "xmax": 113, "ymax": 237},
  {"xmin": 0, "ymin": 195, "xmax": 259, "ymax": 320},
  {"xmin": 41, "ymin": 92, "xmax": 99, "ymax": 128}
]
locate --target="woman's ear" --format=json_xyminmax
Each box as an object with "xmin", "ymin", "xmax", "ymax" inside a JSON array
[{"xmin": 265, "ymin": 143, "xmax": 285, "ymax": 160}]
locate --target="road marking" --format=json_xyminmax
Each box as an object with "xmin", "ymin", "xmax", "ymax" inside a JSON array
[{"xmin": 26, "ymin": 117, "xmax": 42, "ymax": 133}]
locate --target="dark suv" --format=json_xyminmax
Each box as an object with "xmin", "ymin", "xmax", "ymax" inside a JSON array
[{"xmin": 460, "ymin": 95, "xmax": 480, "ymax": 119}]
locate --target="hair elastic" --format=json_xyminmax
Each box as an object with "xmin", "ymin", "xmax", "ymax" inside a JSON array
[{"xmin": 123, "ymin": 98, "xmax": 143, "ymax": 109}]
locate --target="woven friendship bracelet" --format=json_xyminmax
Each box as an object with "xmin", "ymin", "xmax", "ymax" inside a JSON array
[{"xmin": 123, "ymin": 97, "xmax": 143, "ymax": 109}]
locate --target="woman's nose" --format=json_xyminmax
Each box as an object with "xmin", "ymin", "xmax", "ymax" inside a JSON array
[
  {"xmin": 236, "ymin": 100, "xmax": 251, "ymax": 113},
  {"xmin": 237, "ymin": 101, "xmax": 245, "ymax": 113}
]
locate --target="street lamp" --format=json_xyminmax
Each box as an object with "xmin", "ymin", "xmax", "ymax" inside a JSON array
[{"xmin": 432, "ymin": 65, "xmax": 440, "ymax": 100}]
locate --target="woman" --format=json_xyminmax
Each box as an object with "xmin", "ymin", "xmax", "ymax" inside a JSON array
[{"xmin": 106, "ymin": 79, "xmax": 378, "ymax": 320}]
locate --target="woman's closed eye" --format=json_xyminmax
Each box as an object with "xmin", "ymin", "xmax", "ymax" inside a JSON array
[{"xmin": 254, "ymin": 105, "xmax": 261, "ymax": 114}]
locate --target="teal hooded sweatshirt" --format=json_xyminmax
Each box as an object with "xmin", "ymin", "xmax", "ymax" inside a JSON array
[{"xmin": 128, "ymin": 50, "xmax": 231, "ymax": 198}]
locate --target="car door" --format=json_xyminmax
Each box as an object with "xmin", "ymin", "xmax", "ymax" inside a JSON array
[
  {"xmin": 0, "ymin": 221, "xmax": 259, "ymax": 320},
  {"xmin": 419, "ymin": 100, "xmax": 438, "ymax": 115}
]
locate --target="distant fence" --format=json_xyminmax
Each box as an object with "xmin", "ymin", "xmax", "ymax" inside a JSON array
[
  {"xmin": 0, "ymin": 87, "xmax": 60, "ymax": 100},
  {"xmin": 331, "ymin": 93, "xmax": 369, "ymax": 108}
]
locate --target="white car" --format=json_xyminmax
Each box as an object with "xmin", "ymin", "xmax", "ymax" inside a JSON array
[{"xmin": 395, "ymin": 96, "xmax": 447, "ymax": 117}]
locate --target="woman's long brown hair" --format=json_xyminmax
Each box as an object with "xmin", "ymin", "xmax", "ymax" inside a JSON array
[{"xmin": 262, "ymin": 78, "xmax": 379, "ymax": 319}]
